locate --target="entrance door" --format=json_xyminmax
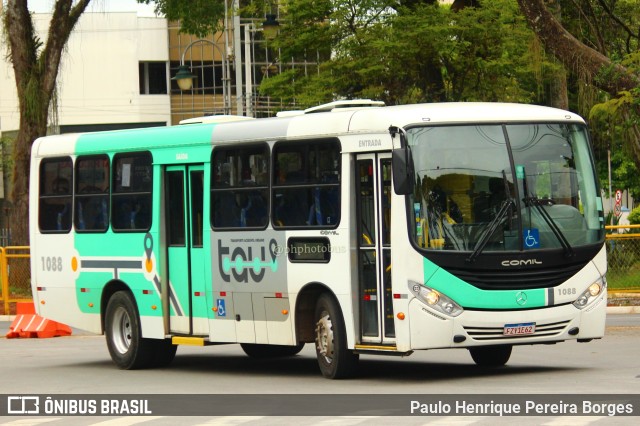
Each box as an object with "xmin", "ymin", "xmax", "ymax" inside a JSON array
[
  {"xmin": 356, "ymin": 153, "xmax": 395, "ymax": 344},
  {"xmin": 165, "ymin": 164, "xmax": 208, "ymax": 335}
]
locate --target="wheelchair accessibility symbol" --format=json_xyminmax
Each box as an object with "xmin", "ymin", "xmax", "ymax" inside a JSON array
[
  {"xmin": 524, "ymin": 228, "xmax": 540, "ymax": 249},
  {"xmin": 216, "ymin": 299, "xmax": 226, "ymax": 317}
]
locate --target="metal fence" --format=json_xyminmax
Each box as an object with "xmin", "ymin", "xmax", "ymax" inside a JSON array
[
  {"xmin": 605, "ymin": 225, "xmax": 640, "ymax": 291},
  {"xmin": 0, "ymin": 246, "xmax": 31, "ymax": 315}
]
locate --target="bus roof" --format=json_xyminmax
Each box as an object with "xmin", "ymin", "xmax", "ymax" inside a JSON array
[{"xmin": 32, "ymin": 102, "xmax": 586, "ymax": 157}]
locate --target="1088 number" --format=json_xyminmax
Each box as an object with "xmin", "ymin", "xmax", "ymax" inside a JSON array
[
  {"xmin": 557, "ymin": 287, "xmax": 576, "ymax": 296},
  {"xmin": 41, "ymin": 256, "xmax": 63, "ymax": 272}
]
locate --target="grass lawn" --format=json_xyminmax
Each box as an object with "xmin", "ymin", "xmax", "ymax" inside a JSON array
[{"xmin": 607, "ymin": 271, "xmax": 640, "ymax": 291}]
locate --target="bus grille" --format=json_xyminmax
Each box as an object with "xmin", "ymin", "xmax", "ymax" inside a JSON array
[
  {"xmin": 463, "ymin": 320, "xmax": 570, "ymax": 341},
  {"xmin": 447, "ymin": 262, "xmax": 586, "ymax": 290}
]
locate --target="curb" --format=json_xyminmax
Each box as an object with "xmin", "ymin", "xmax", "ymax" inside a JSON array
[{"xmin": 606, "ymin": 306, "xmax": 640, "ymax": 314}]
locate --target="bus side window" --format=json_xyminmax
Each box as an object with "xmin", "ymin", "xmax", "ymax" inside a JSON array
[
  {"xmin": 75, "ymin": 155, "xmax": 110, "ymax": 232},
  {"xmin": 39, "ymin": 157, "xmax": 73, "ymax": 233},
  {"xmin": 211, "ymin": 144, "xmax": 269, "ymax": 230},
  {"xmin": 272, "ymin": 139, "xmax": 341, "ymax": 228},
  {"xmin": 111, "ymin": 152, "xmax": 153, "ymax": 232}
]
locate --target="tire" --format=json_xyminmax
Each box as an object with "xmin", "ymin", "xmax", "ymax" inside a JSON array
[
  {"xmin": 240, "ymin": 343, "xmax": 305, "ymax": 358},
  {"xmin": 314, "ymin": 293, "xmax": 358, "ymax": 379},
  {"xmin": 469, "ymin": 345, "xmax": 512, "ymax": 367},
  {"xmin": 150, "ymin": 339, "xmax": 178, "ymax": 367},
  {"xmin": 105, "ymin": 291, "xmax": 155, "ymax": 369}
]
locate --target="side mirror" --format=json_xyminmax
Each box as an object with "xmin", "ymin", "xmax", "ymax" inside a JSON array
[{"xmin": 392, "ymin": 147, "xmax": 415, "ymax": 195}]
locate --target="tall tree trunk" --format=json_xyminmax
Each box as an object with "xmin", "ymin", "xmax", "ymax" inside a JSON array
[
  {"xmin": 3, "ymin": 0, "xmax": 91, "ymax": 245},
  {"xmin": 545, "ymin": 0, "xmax": 568, "ymax": 110},
  {"xmin": 517, "ymin": 0, "xmax": 638, "ymax": 96}
]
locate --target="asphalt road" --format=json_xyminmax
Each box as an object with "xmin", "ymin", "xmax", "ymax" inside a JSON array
[{"xmin": 0, "ymin": 314, "xmax": 638, "ymax": 425}]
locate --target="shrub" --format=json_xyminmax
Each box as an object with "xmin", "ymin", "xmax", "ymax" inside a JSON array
[{"xmin": 628, "ymin": 206, "xmax": 640, "ymax": 225}]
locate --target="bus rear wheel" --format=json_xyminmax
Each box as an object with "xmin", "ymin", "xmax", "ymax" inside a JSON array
[
  {"xmin": 314, "ymin": 294, "xmax": 358, "ymax": 379},
  {"xmin": 469, "ymin": 345, "xmax": 512, "ymax": 367},
  {"xmin": 105, "ymin": 291, "xmax": 156, "ymax": 369},
  {"xmin": 240, "ymin": 343, "xmax": 305, "ymax": 358}
]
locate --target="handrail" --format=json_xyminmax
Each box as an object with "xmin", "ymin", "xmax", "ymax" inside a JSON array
[{"xmin": 605, "ymin": 224, "xmax": 640, "ymax": 230}]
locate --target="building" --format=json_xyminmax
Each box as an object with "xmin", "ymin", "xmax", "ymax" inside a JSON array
[{"xmin": 0, "ymin": 11, "xmax": 172, "ymax": 136}]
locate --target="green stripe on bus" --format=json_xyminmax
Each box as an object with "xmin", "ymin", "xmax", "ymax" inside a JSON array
[
  {"xmin": 424, "ymin": 257, "xmax": 546, "ymax": 309},
  {"xmin": 74, "ymin": 124, "xmax": 217, "ymax": 154}
]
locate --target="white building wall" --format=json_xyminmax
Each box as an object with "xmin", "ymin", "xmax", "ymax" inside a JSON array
[{"xmin": 0, "ymin": 12, "xmax": 170, "ymax": 133}]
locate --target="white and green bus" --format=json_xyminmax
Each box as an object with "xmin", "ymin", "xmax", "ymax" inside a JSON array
[{"xmin": 30, "ymin": 101, "xmax": 607, "ymax": 379}]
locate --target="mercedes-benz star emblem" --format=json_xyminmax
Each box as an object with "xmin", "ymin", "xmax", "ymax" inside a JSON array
[{"xmin": 516, "ymin": 291, "xmax": 528, "ymax": 306}]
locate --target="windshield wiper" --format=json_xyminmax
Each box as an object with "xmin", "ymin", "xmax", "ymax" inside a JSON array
[
  {"xmin": 467, "ymin": 198, "xmax": 515, "ymax": 263},
  {"xmin": 524, "ymin": 197, "xmax": 575, "ymax": 258}
]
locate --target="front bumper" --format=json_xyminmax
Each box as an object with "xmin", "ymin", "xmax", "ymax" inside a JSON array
[{"xmin": 408, "ymin": 289, "xmax": 607, "ymax": 349}]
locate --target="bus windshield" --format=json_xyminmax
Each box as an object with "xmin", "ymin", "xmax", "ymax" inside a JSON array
[{"xmin": 407, "ymin": 123, "xmax": 604, "ymax": 253}]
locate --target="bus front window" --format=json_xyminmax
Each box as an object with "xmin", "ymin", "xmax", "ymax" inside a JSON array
[
  {"xmin": 507, "ymin": 124, "xmax": 603, "ymax": 248},
  {"xmin": 407, "ymin": 123, "xmax": 603, "ymax": 253},
  {"xmin": 408, "ymin": 125, "xmax": 515, "ymax": 252}
]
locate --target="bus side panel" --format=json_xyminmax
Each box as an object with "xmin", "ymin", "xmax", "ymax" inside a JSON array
[
  {"xmin": 209, "ymin": 290, "xmax": 237, "ymax": 342},
  {"xmin": 74, "ymin": 232, "xmax": 164, "ymax": 338},
  {"xmin": 209, "ymin": 231, "xmax": 289, "ymax": 343},
  {"xmin": 264, "ymin": 297, "xmax": 295, "ymax": 345},
  {"xmin": 33, "ymin": 233, "xmax": 102, "ymax": 334},
  {"xmin": 389, "ymin": 175, "xmax": 425, "ymax": 353}
]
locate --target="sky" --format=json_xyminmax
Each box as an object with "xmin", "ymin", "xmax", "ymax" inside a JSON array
[{"xmin": 30, "ymin": 0, "xmax": 158, "ymax": 17}]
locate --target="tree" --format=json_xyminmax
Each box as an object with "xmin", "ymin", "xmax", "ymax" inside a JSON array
[
  {"xmin": 516, "ymin": 0, "xmax": 640, "ymax": 187},
  {"xmin": 259, "ymin": 0, "xmax": 558, "ymax": 108},
  {"xmin": 517, "ymin": 0, "xmax": 639, "ymax": 96},
  {"xmin": 139, "ymin": 0, "xmax": 227, "ymax": 37},
  {"xmin": 3, "ymin": 0, "xmax": 92, "ymax": 245}
]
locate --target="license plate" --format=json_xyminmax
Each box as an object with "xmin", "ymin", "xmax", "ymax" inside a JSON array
[{"xmin": 503, "ymin": 322, "xmax": 536, "ymax": 336}]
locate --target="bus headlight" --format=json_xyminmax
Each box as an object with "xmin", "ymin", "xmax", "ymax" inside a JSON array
[
  {"xmin": 408, "ymin": 280, "xmax": 463, "ymax": 317},
  {"xmin": 572, "ymin": 277, "xmax": 606, "ymax": 309}
]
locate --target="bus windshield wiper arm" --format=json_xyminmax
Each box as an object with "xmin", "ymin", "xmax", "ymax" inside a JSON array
[
  {"xmin": 524, "ymin": 197, "xmax": 574, "ymax": 258},
  {"xmin": 467, "ymin": 198, "xmax": 515, "ymax": 263}
]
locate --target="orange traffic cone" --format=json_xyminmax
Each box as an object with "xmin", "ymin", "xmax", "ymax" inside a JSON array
[{"xmin": 5, "ymin": 302, "xmax": 72, "ymax": 338}]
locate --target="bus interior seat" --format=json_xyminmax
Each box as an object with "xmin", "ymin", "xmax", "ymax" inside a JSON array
[
  {"xmin": 213, "ymin": 192, "xmax": 240, "ymax": 228},
  {"xmin": 275, "ymin": 189, "xmax": 308, "ymax": 226},
  {"xmin": 308, "ymin": 187, "xmax": 340, "ymax": 226}
]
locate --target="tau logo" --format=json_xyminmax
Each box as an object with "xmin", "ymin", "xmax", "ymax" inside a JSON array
[
  {"xmin": 218, "ymin": 239, "xmax": 278, "ymax": 283},
  {"xmin": 501, "ymin": 259, "xmax": 542, "ymax": 267}
]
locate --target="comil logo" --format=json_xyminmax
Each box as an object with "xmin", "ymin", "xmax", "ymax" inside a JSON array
[
  {"xmin": 7, "ymin": 396, "xmax": 40, "ymax": 414},
  {"xmin": 501, "ymin": 259, "xmax": 542, "ymax": 267}
]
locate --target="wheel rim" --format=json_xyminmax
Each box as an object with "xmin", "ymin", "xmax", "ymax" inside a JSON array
[
  {"xmin": 111, "ymin": 306, "xmax": 132, "ymax": 355},
  {"xmin": 315, "ymin": 310, "xmax": 334, "ymax": 364}
]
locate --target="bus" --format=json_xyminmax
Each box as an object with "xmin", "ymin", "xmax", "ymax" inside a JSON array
[{"xmin": 29, "ymin": 101, "xmax": 607, "ymax": 379}]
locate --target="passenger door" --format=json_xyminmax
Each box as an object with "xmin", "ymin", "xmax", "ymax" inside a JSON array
[
  {"xmin": 165, "ymin": 164, "xmax": 208, "ymax": 335},
  {"xmin": 355, "ymin": 153, "xmax": 395, "ymax": 344}
]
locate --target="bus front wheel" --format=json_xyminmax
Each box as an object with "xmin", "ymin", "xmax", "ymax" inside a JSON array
[
  {"xmin": 105, "ymin": 291, "xmax": 156, "ymax": 369},
  {"xmin": 314, "ymin": 294, "xmax": 358, "ymax": 379},
  {"xmin": 469, "ymin": 345, "xmax": 512, "ymax": 367}
]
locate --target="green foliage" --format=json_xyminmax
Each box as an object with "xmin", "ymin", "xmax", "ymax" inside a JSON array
[
  {"xmin": 138, "ymin": 0, "xmax": 227, "ymax": 37},
  {"xmin": 274, "ymin": 0, "xmax": 333, "ymax": 59},
  {"xmin": 595, "ymin": 147, "xmax": 640, "ymax": 200},
  {"xmin": 258, "ymin": 0, "xmax": 560, "ymax": 107},
  {"xmin": 607, "ymin": 239, "xmax": 640, "ymax": 274},
  {"xmin": 628, "ymin": 205, "xmax": 640, "ymax": 225},
  {"xmin": 0, "ymin": 136, "xmax": 14, "ymax": 187}
]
